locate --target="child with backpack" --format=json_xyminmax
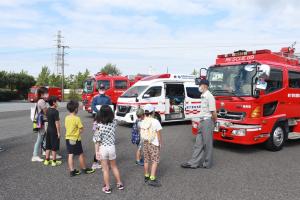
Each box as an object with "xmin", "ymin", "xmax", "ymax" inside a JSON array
[
  {"xmin": 93, "ymin": 105, "xmax": 124, "ymax": 194},
  {"xmin": 43, "ymin": 96, "xmax": 62, "ymax": 167},
  {"xmin": 31, "ymin": 87, "xmax": 48, "ymax": 162},
  {"xmin": 140, "ymin": 104, "xmax": 163, "ymax": 187},
  {"xmin": 131, "ymin": 108, "xmax": 145, "ymax": 166},
  {"xmin": 65, "ymin": 100, "xmax": 95, "ymax": 177}
]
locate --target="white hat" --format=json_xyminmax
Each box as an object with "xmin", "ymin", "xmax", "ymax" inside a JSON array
[{"xmin": 144, "ymin": 104, "xmax": 155, "ymax": 113}]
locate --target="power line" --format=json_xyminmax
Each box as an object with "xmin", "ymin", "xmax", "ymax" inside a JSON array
[{"xmin": 0, "ymin": 41, "xmax": 297, "ymax": 55}]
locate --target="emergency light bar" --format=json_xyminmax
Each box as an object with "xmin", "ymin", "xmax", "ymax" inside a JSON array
[{"xmin": 217, "ymin": 49, "xmax": 271, "ymax": 58}]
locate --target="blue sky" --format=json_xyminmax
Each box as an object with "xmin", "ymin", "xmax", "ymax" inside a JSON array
[{"xmin": 0, "ymin": 0, "xmax": 299, "ymax": 77}]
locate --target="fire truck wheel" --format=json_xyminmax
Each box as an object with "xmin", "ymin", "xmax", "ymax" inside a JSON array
[
  {"xmin": 265, "ymin": 123, "xmax": 286, "ymax": 151},
  {"xmin": 154, "ymin": 113, "xmax": 162, "ymax": 124}
]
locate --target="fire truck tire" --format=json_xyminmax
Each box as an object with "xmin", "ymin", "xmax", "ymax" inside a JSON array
[
  {"xmin": 154, "ymin": 113, "xmax": 162, "ymax": 124},
  {"xmin": 265, "ymin": 123, "xmax": 286, "ymax": 151}
]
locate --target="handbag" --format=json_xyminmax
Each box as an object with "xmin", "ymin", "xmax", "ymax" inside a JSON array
[{"xmin": 32, "ymin": 104, "xmax": 39, "ymax": 133}]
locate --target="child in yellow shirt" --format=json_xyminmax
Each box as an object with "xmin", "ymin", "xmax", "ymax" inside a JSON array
[{"xmin": 65, "ymin": 100, "xmax": 95, "ymax": 177}]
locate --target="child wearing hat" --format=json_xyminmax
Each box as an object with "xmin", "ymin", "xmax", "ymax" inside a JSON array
[{"xmin": 140, "ymin": 104, "xmax": 162, "ymax": 187}]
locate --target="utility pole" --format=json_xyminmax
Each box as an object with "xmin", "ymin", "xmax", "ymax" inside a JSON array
[
  {"xmin": 61, "ymin": 45, "xmax": 69, "ymax": 102},
  {"xmin": 55, "ymin": 30, "xmax": 62, "ymax": 75}
]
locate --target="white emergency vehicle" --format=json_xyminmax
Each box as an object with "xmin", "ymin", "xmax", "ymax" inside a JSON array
[{"xmin": 115, "ymin": 74, "xmax": 201, "ymax": 123}]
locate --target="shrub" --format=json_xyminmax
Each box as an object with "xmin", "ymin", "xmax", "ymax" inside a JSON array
[{"xmin": 0, "ymin": 89, "xmax": 20, "ymax": 102}]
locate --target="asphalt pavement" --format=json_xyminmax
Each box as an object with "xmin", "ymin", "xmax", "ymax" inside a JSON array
[{"xmin": 1, "ymin": 106, "xmax": 300, "ymax": 200}]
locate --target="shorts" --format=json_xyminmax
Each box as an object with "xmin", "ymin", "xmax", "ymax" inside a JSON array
[
  {"xmin": 45, "ymin": 131, "xmax": 60, "ymax": 151},
  {"xmin": 66, "ymin": 139, "xmax": 83, "ymax": 155},
  {"xmin": 143, "ymin": 141, "xmax": 160, "ymax": 163},
  {"xmin": 100, "ymin": 145, "xmax": 116, "ymax": 160}
]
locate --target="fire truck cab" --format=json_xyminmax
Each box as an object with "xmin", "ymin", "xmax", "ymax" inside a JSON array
[
  {"xmin": 28, "ymin": 86, "xmax": 62, "ymax": 102},
  {"xmin": 203, "ymin": 47, "xmax": 300, "ymax": 151},
  {"xmin": 116, "ymin": 74, "xmax": 202, "ymax": 124}
]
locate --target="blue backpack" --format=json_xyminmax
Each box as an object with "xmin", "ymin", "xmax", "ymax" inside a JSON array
[{"xmin": 131, "ymin": 121, "xmax": 140, "ymax": 145}]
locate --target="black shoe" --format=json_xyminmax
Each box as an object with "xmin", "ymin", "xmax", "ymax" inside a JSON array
[
  {"xmin": 70, "ymin": 169, "xmax": 81, "ymax": 177},
  {"xmin": 148, "ymin": 179, "xmax": 161, "ymax": 187},
  {"xmin": 181, "ymin": 162, "xmax": 192, "ymax": 168},
  {"xmin": 181, "ymin": 162, "xmax": 199, "ymax": 169},
  {"xmin": 144, "ymin": 176, "xmax": 150, "ymax": 183}
]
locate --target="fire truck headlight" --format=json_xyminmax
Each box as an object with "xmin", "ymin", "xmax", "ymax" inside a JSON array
[{"xmin": 232, "ymin": 129, "xmax": 246, "ymax": 136}]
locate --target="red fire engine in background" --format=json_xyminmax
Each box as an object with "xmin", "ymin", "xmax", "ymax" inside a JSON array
[
  {"xmin": 82, "ymin": 72, "xmax": 145, "ymax": 113},
  {"xmin": 195, "ymin": 46, "xmax": 300, "ymax": 151},
  {"xmin": 28, "ymin": 86, "xmax": 62, "ymax": 102}
]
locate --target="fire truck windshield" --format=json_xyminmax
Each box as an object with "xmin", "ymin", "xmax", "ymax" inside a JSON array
[
  {"xmin": 207, "ymin": 64, "xmax": 256, "ymax": 96},
  {"xmin": 121, "ymin": 86, "xmax": 147, "ymax": 98},
  {"xmin": 83, "ymin": 80, "xmax": 94, "ymax": 93},
  {"xmin": 30, "ymin": 88, "xmax": 37, "ymax": 94}
]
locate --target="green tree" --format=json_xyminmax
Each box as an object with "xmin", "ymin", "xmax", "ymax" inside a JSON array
[
  {"xmin": 15, "ymin": 70, "xmax": 36, "ymax": 98},
  {"xmin": 36, "ymin": 66, "xmax": 50, "ymax": 86},
  {"xmin": 100, "ymin": 63, "xmax": 121, "ymax": 76},
  {"xmin": 74, "ymin": 69, "xmax": 90, "ymax": 89},
  {"xmin": 49, "ymin": 73, "xmax": 61, "ymax": 87},
  {"xmin": 0, "ymin": 71, "xmax": 8, "ymax": 88},
  {"xmin": 7, "ymin": 72, "xmax": 18, "ymax": 91}
]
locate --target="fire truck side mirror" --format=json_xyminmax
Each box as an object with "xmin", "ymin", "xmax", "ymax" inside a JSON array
[{"xmin": 258, "ymin": 64, "xmax": 271, "ymax": 78}]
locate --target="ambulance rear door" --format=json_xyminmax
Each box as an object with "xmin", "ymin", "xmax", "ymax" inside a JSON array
[{"xmin": 184, "ymin": 83, "xmax": 201, "ymax": 120}]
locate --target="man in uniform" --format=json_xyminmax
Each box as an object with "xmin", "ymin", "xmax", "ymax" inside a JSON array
[
  {"xmin": 91, "ymin": 84, "xmax": 112, "ymax": 114},
  {"xmin": 181, "ymin": 79, "xmax": 217, "ymax": 169}
]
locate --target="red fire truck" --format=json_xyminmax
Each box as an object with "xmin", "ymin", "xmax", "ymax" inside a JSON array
[
  {"xmin": 82, "ymin": 73, "xmax": 145, "ymax": 113},
  {"xmin": 196, "ymin": 46, "xmax": 300, "ymax": 151},
  {"xmin": 28, "ymin": 86, "xmax": 62, "ymax": 102}
]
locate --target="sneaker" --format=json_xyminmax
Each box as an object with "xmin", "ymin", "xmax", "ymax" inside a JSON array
[
  {"xmin": 135, "ymin": 160, "xmax": 144, "ymax": 166},
  {"xmin": 32, "ymin": 156, "xmax": 44, "ymax": 162},
  {"xmin": 144, "ymin": 176, "xmax": 150, "ymax": 183},
  {"xmin": 70, "ymin": 169, "xmax": 81, "ymax": 177},
  {"xmin": 82, "ymin": 168, "xmax": 95, "ymax": 174},
  {"xmin": 43, "ymin": 159, "xmax": 51, "ymax": 166},
  {"xmin": 51, "ymin": 160, "xmax": 62, "ymax": 167},
  {"xmin": 0, "ymin": 147, "xmax": 5, "ymax": 153},
  {"xmin": 102, "ymin": 186, "xmax": 112, "ymax": 194},
  {"xmin": 116, "ymin": 183, "xmax": 124, "ymax": 190},
  {"xmin": 92, "ymin": 162, "xmax": 102, "ymax": 170},
  {"xmin": 148, "ymin": 179, "xmax": 161, "ymax": 187}
]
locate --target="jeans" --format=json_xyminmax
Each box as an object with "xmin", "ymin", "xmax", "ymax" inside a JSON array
[{"xmin": 33, "ymin": 129, "xmax": 45, "ymax": 157}]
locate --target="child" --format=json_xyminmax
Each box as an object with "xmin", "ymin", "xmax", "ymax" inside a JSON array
[
  {"xmin": 91, "ymin": 120, "xmax": 102, "ymax": 170},
  {"xmin": 140, "ymin": 104, "xmax": 162, "ymax": 187},
  {"xmin": 43, "ymin": 96, "xmax": 61, "ymax": 167},
  {"xmin": 65, "ymin": 100, "xmax": 95, "ymax": 177},
  {"xmin": 93, "ymin": 105, "xmax": 124, "ymax": 194},
  {"xmin": 32, "ymin": 87, "xmax": 48, "ymax": 162},
  {"xmin": 132, "ymin": 108, "xmax": 144, "ymax": 166}
]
